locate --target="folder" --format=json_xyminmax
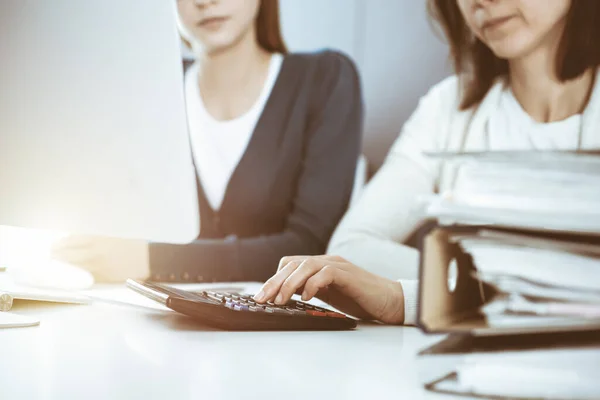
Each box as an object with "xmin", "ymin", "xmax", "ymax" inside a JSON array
[
  {"xmin": 418, "ymin": 331, "xmax": 600, "ymax": 399},
  {"xmin": 417, "ymin": 224, "xmax": 600, "ymax": 336}
]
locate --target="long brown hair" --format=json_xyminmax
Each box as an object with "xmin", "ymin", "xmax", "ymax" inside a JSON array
[
  {"xmin": 428, "ymin": 0, "xmax": 600, "ymax": 110},
  {"xmin": 256, "ymin": 0, "xmax": 288, "ymax": 54},
  {"xmin": 181, "ymin": 0, "xmax": 288, "ymax": 54}
]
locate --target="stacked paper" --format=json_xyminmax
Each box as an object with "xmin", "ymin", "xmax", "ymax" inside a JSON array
[
  {"xmin": 418, "ymin": 151, "xmax": 600, "ymax": 399},
  {"xmin": 425, "ymin": 151, "xmax": 600, "ymax": 323},
  {"xmin": 427, "ymin": 150, "xmax": 600, "ymax": 233}
]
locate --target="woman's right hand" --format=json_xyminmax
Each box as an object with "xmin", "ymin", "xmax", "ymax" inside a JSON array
[
  {"xmin": 51, "ymin": 235, "xmax": 150, "ymax": 283},
  {"xmin": 253, "ymin": 255, "xmax": 406, "ymax": 324}
]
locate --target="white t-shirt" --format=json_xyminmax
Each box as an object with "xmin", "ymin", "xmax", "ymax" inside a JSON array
[
  {"xmin": 327, "ymin": 70, "xmax": 600, "ymax": 325},
  {"xmin": 488, "ymin": 86, "xmax": 582, "ymax": 150},
  {"xmin": 185, "ymin": 53, "xmax": 284, "ymax": 210}
]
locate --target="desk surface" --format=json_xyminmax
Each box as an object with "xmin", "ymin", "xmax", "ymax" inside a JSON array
[{"xmin": 0, "ymin": 283, "xmax": 451, "ymax": 400}]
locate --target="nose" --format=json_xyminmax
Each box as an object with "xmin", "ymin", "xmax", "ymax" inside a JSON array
[
  {"xmin": 471, "ymin": 0, "xmax": 498, "ymax": 14},
  {"xmin": 193, "ymin": 0, "xmax": 217, "ymax": 7},
  {"xmin": 474, "ymin": 0, "xmax": 497, "ymax": 6}
]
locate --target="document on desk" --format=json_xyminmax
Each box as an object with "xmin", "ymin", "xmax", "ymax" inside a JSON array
[
  {"xmin": 448, "ymin": 229, "xmax": 600, "ymax": 326},
  {"xmin": 428, "ymin": 357, "xmax": 600, "ymax": 399},
  {"xmin": 0, "ymin": 274, "xmax": 91, "ymax": 306},
  {"xmin": 419, "ymin": 329, "xmax": 600, "ymax": 399}
]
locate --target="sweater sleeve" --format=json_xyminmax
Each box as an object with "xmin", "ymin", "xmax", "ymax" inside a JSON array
[
  {"xmin": 148, "ymin": 51, "xmax": 364, "ymax": 283},
  {"xmin": 326, "ymin": 76, "xmax": 458, "ymax": 323},
  {"xmin": 399, "ymin": 280, "xmax": 419, "ymax": 325}
]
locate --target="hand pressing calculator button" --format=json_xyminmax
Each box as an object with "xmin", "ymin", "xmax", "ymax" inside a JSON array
[{"xmin": 126, "ymin": 280, "xmax": 357, "ymax": 331}]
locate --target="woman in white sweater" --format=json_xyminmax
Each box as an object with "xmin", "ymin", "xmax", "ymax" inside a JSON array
[{"xmin": 254, "ymin": 0, "xmax": 600, "ymax": 324}]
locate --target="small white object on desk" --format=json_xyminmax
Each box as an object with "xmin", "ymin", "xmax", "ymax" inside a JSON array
[{"xmin": 0, "ymin": 311, "xmax": 40, "ymax": 328}]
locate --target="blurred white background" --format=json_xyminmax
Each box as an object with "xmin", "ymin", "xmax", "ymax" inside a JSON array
[
  {"xmin": 182, "ymin": 0, "xmax": 452, "ymax": 171},
  {"xmin": 280, "ymin": 0, "xmax": 451, "ymax": 171},
  {"xmin": 1, "ymin": 0, "xmax": 451, "ymax": 269}
]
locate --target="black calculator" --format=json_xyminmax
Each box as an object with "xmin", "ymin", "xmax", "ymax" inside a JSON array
[{"xmin": 126, "ymin": 279, "xmax": 357, "ymax": 331}]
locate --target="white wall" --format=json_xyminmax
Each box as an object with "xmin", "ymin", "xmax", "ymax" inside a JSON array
[
  {"xmin": 280, "ymin": 0, "xmax": 360, "ymax": 61},
  {"xmin": 280, "ymin": 0, "xmax": 451, "ymax": 171}
]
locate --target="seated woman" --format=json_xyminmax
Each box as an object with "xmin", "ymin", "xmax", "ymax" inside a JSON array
[
  {"xmin": 52, "ymin": 0, "xmax": 363, "ymax": 283},
  {"xmin": 254, "ymin": 0, "xmax": 600, "ymax": 324}
]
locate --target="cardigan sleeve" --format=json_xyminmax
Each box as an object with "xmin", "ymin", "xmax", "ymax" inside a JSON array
[
  {"xmin": 148, "ymin": 51, "xmax": 364, "ymax": 283},
  {"xmin": 326, "ymin": 76, "xmax": 459, "ymax": 324}
]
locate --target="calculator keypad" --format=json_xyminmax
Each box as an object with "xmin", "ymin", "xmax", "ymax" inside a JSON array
[{"xmin": 201, "ymin": 291, "xmax": 347, "ymax": 319}]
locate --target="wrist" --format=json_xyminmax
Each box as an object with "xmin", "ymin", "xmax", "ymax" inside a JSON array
[{"xmin": 381, "ymin": 280, "xmax": 405, "ymax": 325}]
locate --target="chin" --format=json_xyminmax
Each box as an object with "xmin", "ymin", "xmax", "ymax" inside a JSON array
[
  {"xmin": 484, "ymin": 37, "xmax": 536, "ymax": 61},
  {"xmin": 203, "ymin": 37, "xmax": 240, "ymax": 56}
]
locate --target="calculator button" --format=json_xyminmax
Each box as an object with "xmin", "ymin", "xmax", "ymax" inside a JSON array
[
  {"xmin": 326, "ymin": 312, "xmax": 346, "ymax": 319},
  {"xmin": 306, "ymin": 310, "xmax": 327, "ymax": 317},
  {"xmin": 204, "ymin": 292, "xmax": 224, "ymax": 303},
  {"xmin": 273, "ymin": 308, "xmax": 293, "ymax": 315}
]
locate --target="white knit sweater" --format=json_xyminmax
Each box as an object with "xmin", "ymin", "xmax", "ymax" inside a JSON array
[{"xmin": 328, "ymin": 69, "xmax": 600, "ymax": 325}]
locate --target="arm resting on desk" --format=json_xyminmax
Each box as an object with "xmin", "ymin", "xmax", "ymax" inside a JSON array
[{"xmin": 149, "ymin": 53, "xmax": 364, "ymax": 283}]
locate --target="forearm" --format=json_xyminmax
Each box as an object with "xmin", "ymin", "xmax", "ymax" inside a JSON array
[
  {"xmin": 329, "ymin": 235, "xmax": 420, "ymax": 281},
  {"xmin": 148, "ymin": 231, "xmax": 323, "ymax": 283}
]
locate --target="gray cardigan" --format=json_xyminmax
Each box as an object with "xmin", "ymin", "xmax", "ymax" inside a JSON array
[{"xmin": 149, "ymin": 50, "xmax": 364, "ymax": 283}]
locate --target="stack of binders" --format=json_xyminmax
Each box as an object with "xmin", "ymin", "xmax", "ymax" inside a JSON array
[{"xmin": 415, "ymin": 151, "xmax": 600, "ymax": 399}]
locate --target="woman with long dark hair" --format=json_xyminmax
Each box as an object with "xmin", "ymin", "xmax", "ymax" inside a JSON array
[
  {"xmin": 254, "ymin": 0, "xmax": 600, "ymax": 325},
  {"xmin": 52, "ymin": 0, "xmax": 364, "ymax": 284}
]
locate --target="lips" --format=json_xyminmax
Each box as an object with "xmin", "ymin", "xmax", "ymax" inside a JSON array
[
  {"xmin": 197, "ymin": 16, "xmax": 229, "ymax": 27},
  {"xmin": 481, "ymin": 15, "xmax": 515, "ymax": 31}
]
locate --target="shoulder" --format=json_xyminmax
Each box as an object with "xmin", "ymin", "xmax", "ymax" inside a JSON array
[
  {"xmin": 418, "ymin": 75, "xmax": 461, "ymax": 114},
  {"xmin": 402, "ymin": 75, "xmax": 468, "ymax": 148},
  {"xmin": 396, "ymin": 75, "xmax": 462, "ymax": 145},
  {"xmin": 284, "ymin": 49, "xmax": 361, "ymax": 87},
  {"xmin": 285, "ymin": 49, "xmax": 358, "ymax": 70},
  {"xmin": 386, "ymin": 75, "xmax": 464, "ymax": 171}
]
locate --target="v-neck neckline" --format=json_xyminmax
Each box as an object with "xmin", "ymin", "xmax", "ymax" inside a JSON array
[{"xmin": 195, "ymin": 53, "xmax": 291, "ymax": 215}]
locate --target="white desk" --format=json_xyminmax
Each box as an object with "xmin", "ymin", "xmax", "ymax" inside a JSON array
[{"xmin": 0, "ymin": 284, "xmax": 451, "ymax": 400}]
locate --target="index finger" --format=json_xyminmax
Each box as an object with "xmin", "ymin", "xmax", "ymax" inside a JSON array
[{"xmin": 254, "ymin": 259, "xmax": 303, "ymax": 303}]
